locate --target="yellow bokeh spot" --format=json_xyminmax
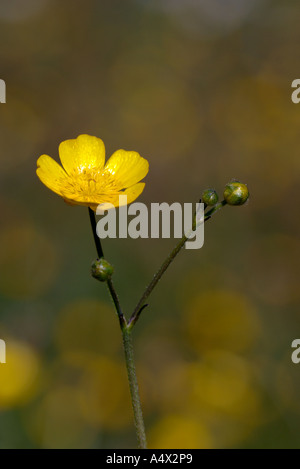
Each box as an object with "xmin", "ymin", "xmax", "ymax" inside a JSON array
[
  {"xmin": 185, "ymin": 289, "xmax": 261, "ymax": 354},
  {"xmin": 26, "ymin": 385, "xmax": 97, "ymax": 449},
  {"xmin": 78, "ymin": 355, "xmax": 132, "ymax": 430},
  {"xmin": 139, "ymin": 359, "xmax": 190, "ymax": 415},
  {"xmin": 187, "ymin": 351, "xmax": 263, "ymax": 423},
  {"xmin": 0, "ymin": 339, "xmax": 40, "ymax": 408},
  {"xmin": 148, "ymin": 414, "xmax": 213, "ymax": 449},
  {"xmin": 55, "ymin": 299, "xmax": 121, "ymax": 356},
  {"xmin": 26, "ymin": 351, "xmax": 133, "ymax": 444},
  {"xmin": 0, "ymin": 223, "xmax": 58, "ymax": 298}
]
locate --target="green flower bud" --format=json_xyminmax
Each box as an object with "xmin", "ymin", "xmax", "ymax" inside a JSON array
[
  {"xmin": 91, "ymin": 258, "xmax": 114, "ymax": 281},
  {"xmin": 202, "ymin": 189, "xmax": 218, "ymax": 206},
  {"xmin": 223, "ymin": 181, "xmax": 249, "ymax": 206}
]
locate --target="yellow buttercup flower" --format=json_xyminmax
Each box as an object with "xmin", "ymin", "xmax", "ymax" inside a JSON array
[{"xmin": 36, "ymin": 134, "xmax": 149, "ymax": 211}]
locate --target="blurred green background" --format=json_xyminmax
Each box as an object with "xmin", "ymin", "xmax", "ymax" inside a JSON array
[{"xmin": 0, "ymin": 0, "xmax": 300, "ymax": 449}]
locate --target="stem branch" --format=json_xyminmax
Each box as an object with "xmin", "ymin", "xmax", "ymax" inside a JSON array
[
  {"xmin": 128, "ymin": 202, "xmax": 227, "ymax": 328},
  {"xmin": 106, "ymin": 277, "xmax": 126, "ymax": 329},
  {"xmin": 88, "ymin": 207, "xmax": 147, "ymax": 448},
  {"xmin": 128, "ymin": 233, "xmax": 188, "ymax": 329}
]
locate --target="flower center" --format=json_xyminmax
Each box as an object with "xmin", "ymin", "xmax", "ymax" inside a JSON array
[{"xmin": 60, "ymin": 168, "xmax": 121, "ymax": 203}]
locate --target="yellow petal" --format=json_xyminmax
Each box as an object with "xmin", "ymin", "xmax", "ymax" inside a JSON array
[
  {"xmin": 104, "ymin": 149, "xmax": 149, "ymax": 189},
  {"xmin": 112, "ymin": 183, "xmax": 146, "ymax": 207},
  {"xmin": 122, "ymin": 182, "xmax": 146, "ymax": 204},
  {"xmin": 36, "ymin": 155, "xmax": 69, "ymax": 197},
  {"xmin": 59, "ymin": 134, "xmax": 105, "ymax": 176},
  {"xmin": 89, "ymin": 183, "xmax": 146, "ymax": 211}
]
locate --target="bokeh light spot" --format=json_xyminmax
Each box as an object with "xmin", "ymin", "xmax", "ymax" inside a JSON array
[
  {"xmin": 0, "ymin": 339, "xmax": 40, "ymax": 408},
  {"xmin": 185, "ymin": 289, "xmax": 261, "ymax": 354}
]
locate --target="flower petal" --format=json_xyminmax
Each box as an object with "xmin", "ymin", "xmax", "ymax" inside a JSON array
[
  {"xmin": 89, "ymin": 183, "xmax": 146, "ymax": 211},
  {"xmin": 36, "ymin": 155, "xmax": 69, "ymax": 197},
  {"xmin": 59, "ymin": 134, "xmax": 105, "ymax": 175},
  {"xmin": 104, "ymin": 149, "xmax": 149, "ymax": 189},
  {"xmin": 122, "ymin": 182, "xmax": 146, "ymax": 204}
]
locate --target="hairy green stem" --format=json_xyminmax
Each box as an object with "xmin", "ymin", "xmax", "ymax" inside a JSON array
[
  {"xmin": 205, "ymin": 199, "xmax": 227, "ymax": 218},
  {"xmin": 89, "ymin": 208, "xmax": 146, "ymax": 448},
  {"xmin": 122, "ymin": 326, "xmax": 147, "ymax": 449},
  {"xmin": 89, "ymin": 200, "xmax": 226, "ymax": 446},
  {"xmin": 106, "ymin": 277, "xmax": 126, "ymax": 329}
]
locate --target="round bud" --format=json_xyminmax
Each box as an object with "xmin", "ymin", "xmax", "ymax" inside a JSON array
[
  {"xmin": 223, "ymin": 181, "xmax": 249, "ymax": 206},
  {"xmin": 91, "ymin": 258, "xmax": 114, "ymax": 281},
  {"xmin": 202, "ymin": 189, "xmax": 218, "ymax": 206}
]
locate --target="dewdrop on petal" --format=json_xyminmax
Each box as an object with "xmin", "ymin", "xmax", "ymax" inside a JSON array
[{"xmin": 91, "ymin": 258, "xmax": 114, "ymax": 282}]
